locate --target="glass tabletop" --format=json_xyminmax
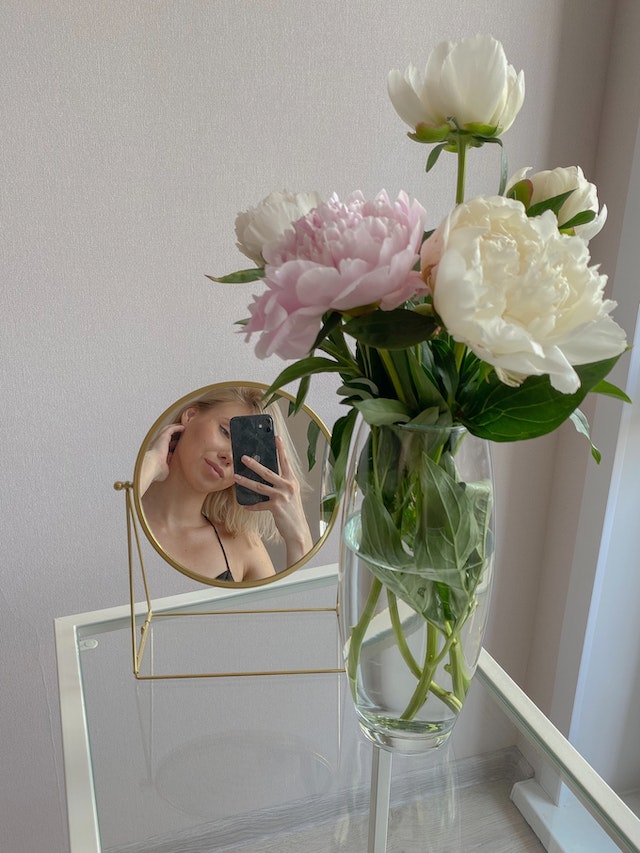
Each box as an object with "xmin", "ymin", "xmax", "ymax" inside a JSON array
[{"xmin": 55, "ymin": 564, "xmax": 640, "ymax": 853}]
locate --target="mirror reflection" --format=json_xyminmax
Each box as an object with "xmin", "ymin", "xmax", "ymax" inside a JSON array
[{"xmin": 133, "ymin": 382, "xmax": 334, "ymax": 586}]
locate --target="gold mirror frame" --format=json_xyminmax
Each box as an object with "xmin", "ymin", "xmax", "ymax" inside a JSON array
[
  {"xmin": 115, "ymin": 381, "xmax": 341, "ymax": 679},
  {"xmin": 133, "ymin": 381, "xmax": 337, "ymax": 588}
]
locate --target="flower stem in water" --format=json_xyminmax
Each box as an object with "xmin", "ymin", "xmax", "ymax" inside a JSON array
[
  {"xmin": 346, "ymin": 575, "xmax": 383, "ymax": 696},
  {"xmin": 388, "ymin": 590, "xmax": 422, "ymax": 679}
]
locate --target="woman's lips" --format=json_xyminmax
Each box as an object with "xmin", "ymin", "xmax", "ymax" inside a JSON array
[{"xmin": 205, "ymin": 459, "xmax": 225, "ymax": 478}]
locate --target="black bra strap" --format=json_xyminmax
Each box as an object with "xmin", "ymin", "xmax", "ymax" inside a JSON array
[{"xmin": 202, "ymin": 514, "xmax": 233, "ymax": 581}]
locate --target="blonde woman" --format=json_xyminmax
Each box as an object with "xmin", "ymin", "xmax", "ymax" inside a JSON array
[{"xmin": 139, "ymin": 386, "xmax": 313, "ymax": 582}]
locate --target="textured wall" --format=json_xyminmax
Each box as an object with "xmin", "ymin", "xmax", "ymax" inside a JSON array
[{"xmin": 0, "ymin": 1, "xmax": 624, "ymax": 850}]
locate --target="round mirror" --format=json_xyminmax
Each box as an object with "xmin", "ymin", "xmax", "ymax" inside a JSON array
[{"xmin": 133, "ymin": 382, "xmax": 336, "ymax": 587}]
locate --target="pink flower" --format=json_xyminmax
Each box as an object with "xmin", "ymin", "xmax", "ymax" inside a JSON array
[{"xmin": 244, "ymin": 190, "xmax": 428, "ymax": 359}]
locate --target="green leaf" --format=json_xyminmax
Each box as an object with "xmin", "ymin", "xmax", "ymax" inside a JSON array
[
  {"xmin": 344, "ymin": 309, "xmax": 439, "ymax": 349},
  {"xmin": 356, "ymin": 345, "xmax": 419, "ymax": 411},
  {"xmin": 329, "ymin": 408, "xmax": 358, "ymax": 497},
  {"xmin": 429, "ymin": 336, "xmax": 459, "ymax": 403},
  {"xmin": 348, "ymin": 427, "xmax": 493, "ymax": 631},
  {"xmin": 558, "ymin": 210, "xmax": 596, "ymax": 230},
  {"xmin": 264, "ymin": 356, "xmax": 354, "ymax": 402},
  {"xmin": 459, "ymin": 354, "xmax": 626, "ymax": 442},
  {"xmin": 407, "ymin": 407, "xmax": 451, "ymax": 428},
  {"xmin": 415, "ymin": 455, "xmax": 479, "ymax": 572},
  {"xmin": 527, "ymin": 190, "xmax": 574, "ymax": 218},
  {"xmin": 353, "ymin": 398, "xmax": 411, "ymax": 426},
  {"xmin": 570, "ymin": 409, "xmax": 601, "ymax": 463},
  {"xmin": 412, "ymin": 346, "xmax": 450, "ymax": 412},
  {"xmin": 426, "ymin": 143, "xmax": 447, "ymax": 173},
  {"xmin": 205, "ymin": 268, "xmax": 265, "ymax": 284},
  {"xmin": 338, "ymin": 377, "xmax": 380, "ymax": 402},
  {"xmin": 590, "ymin": 378, "xmax": 631, "ymax": 403},
  {"xmin": 306, "ymin": 418, "xmax": 320, "ymax": 470},
  {"xmin": 357, "ymin": 484, "xmax": 483, "ymax": 632},
  {"xmin": 507, "ymin": 179, "xmax": 533, "ymax": 207},
  {"xmin": 310, "ymin": 311, "xmax": 343, "ymax": 353},
  {"xmin": 292, "ymin": 374, "xmax": 311, "ymax": 415}
]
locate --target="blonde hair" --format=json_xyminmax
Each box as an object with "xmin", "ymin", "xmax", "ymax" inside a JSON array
[{"xmin": 176, "ymin": 386, "xmax": 308, "ymax": 542}]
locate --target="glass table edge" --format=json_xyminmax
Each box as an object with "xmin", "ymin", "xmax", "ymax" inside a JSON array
[
  {"xmin": 477, "ymin": 650, "xmax": 640, "ymax": 852},
  {"xmin": 54, "ymin": 562, "xmax": 640, "ymax": 853}
]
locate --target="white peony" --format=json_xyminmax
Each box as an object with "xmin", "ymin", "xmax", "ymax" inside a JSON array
[
  {"xmin": 388, "ymin": 35, "xmax": 525, "ymax": 138},
  {"xmin": 421, "ymin": 195, "xmax": 627, "ymax": 394},
  {"xmin": 507, "ymin": 165, "xmax": 607, "ymax": 242},
  {"xmin": 235, "ymin": 190, "xmax": 323, "ymax": 266}
]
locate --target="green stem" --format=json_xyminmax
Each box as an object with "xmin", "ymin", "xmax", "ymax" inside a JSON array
[
  {"xmin": 401, "ymin": 621, "xmax": 442, "ymax": 720},
  {"xmin": 455, "ymin": 135, "xmax": 468, "ymax": 205},
  {"xmin": 445, "ymin": 598, "xmax": 480, "ymax": 703},
  {"xmin": 453, "ymin": 341, "xmax": 467, "ymax": 374},
  {"xmin": 387, "ymin": 590, "xmax": 422, "ymax": 679},
  {"xmin": 384, "ymin": 591, "xmax": 466, "ymax": 715},
  {"xmin": 346, "ymin": 576, "xmax": 383, "ymax": 695},
  {"xmin": 400, "ymin": 623, "xmax": 462, "ymax": 721},
  {"xmin": 447, "ymin": 633, "xmax": 472, "ymax": 702},
  {"xmin": 449, "ymin": 340, "xmax": 468, "ymax": 410},
  {"xmin": 430, "ymin": 680, "xmax": 464, "ymax": 714},
  {"xmin": 378, "ymin": 349, "xmax": 407, "ymax": 405}
]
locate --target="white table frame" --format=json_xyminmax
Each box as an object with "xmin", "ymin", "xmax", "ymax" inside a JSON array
[{"xmin": 55, "ymin": 563, "xmax": 640, "ymax": 853}]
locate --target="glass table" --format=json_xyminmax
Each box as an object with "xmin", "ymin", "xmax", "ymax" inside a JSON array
[{"xmin": 55, "ymin": 564, "xmax": 640, "ymax": 852}]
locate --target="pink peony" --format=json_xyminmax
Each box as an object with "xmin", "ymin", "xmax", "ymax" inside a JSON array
[{"xmin": 244, "ymin": 190, "xmax": 428, "ymax": 359}]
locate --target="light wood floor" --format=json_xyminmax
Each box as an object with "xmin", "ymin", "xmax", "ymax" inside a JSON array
[
  {"xmin": 106, "ymin": 747, "xmax": 546, "ymax": 852},
  {"xmin": 216, "ymin": 779, "xmax": 545, "ymax": 852}
]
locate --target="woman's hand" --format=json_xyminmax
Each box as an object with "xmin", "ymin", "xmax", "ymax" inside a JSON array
[
  {"xmin": 138, "ymin": 424, "xmax": 184, "ymax": 495},
  {"xmin": 234, "ymin": 435, "xmax": 313, "ymax": 567}
]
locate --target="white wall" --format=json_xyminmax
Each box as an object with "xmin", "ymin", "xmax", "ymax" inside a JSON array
[
  {"xmin": 551, "ymin": 0, "xmax": 640, "ymax": 796},
  {"xmin": 524, "ymin": 0, "xmax": 640, "ymax": 786},
  {"xmin": 0, "ymin": 2, "xmax": 626, "ymax": 851}
]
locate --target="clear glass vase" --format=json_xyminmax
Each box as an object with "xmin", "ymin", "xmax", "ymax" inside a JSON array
[{"xmin": 338, "ymin": 419, "xmax": 495, "ymax": 753}]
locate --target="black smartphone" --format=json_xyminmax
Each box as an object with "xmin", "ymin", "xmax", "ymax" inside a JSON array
[{"xmin": 230, "ymin": 413, "xmax": 279, "ymax": 505}]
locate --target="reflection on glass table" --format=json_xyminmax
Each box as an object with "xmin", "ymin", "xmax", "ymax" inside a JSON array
[{"xmin": 55, "ymin": 564, "xmax": 640, "ymax": 853}]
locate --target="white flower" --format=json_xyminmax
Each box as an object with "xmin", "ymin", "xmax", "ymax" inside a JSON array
[
  {"xmin": 507, "ymin": 165, "xmax": 607, "ymax": 242},
  {"xmin": 421, "ymin": 195, "xmax": 627, "ymax": 394},
  {"xmin": 235, "ymin": 190, "xmax": 323, "ymax": 266},
  {"xmin": 388, "ymin": 35, "xmax": 525, "ymax": 138}
]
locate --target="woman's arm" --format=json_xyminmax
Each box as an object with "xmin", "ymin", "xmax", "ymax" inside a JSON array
[{"xmin": 138, "ymin": 424, "xmax": 184, "ymax": 495}]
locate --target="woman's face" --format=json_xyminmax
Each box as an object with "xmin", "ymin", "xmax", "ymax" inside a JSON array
[{"xmin": 173, "ymin": 401, "xmax": 254, "ymax": 494}]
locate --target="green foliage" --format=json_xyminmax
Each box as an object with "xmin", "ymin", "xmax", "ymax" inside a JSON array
[
  {"xmin": 559, "ymin": 210, "xmax": 596, "ymax": 231},
  {"xmin": 205, "ymin": 268, "xmax": 265, "ymax": 284},
  {"xmin": 527, "ymin": 189, "xmax": 574, "ymax": 218},
  {"xmin": 570, "ymin": 409, "xmax": 601, "ymax": 463},
  {"xmin": 458, "ymin": 354, "xmax": 626, "ymax": 441},
  {"xmin": 344, "ymin": 308, "xmax": 439, "ymax": 349},
  {"xmin": 353, "ymin": 425, "xmax": 493, "ymax": 633}
]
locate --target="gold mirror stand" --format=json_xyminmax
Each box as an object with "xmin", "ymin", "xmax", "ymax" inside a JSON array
[{"xmin": 115, "ymin": 481, "xmax": 342, "ymax": 680}]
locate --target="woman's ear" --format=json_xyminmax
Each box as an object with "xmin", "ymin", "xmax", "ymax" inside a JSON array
[{"xmin": 180, "ymin": 406, "xmax": 199, "ymax": 425}]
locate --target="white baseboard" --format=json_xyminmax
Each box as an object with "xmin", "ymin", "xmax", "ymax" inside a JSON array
[{"xmin": 511, "ymin": 778, "xmax": 623, "ymax": 853}]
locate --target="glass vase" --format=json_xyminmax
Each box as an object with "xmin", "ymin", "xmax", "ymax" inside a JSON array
[{"xmin": 338, "ymin": 419, "xmax": 495, "ymax": 753}]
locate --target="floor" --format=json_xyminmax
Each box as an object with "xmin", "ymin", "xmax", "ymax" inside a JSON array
[
  {"xmin": 107, "ymin": 766, "xmax": 546, "ymax": 853},
  {"xmin": 218, "ymin": 779, "xmax": 546, "ymax": 853}
]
